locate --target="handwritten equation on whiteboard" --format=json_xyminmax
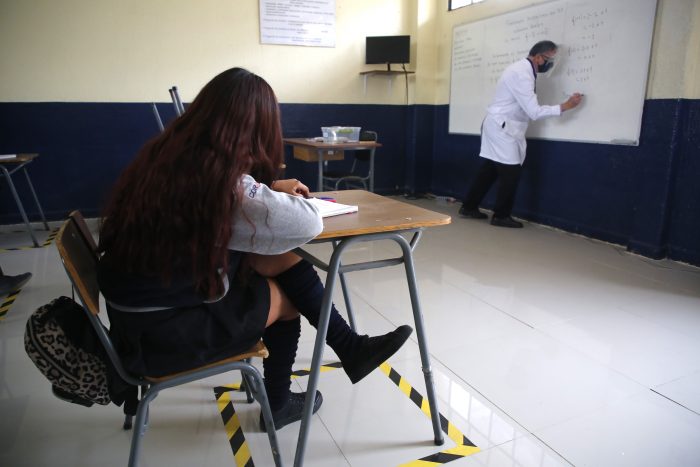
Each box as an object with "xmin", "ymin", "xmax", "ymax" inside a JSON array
[{"xmin": 259, "ymin": 0, "xmax": 335, "ymax": 47}]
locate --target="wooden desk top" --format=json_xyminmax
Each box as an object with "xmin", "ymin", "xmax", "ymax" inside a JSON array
[
  {"xmin": 0, "ymin": 153, "xmax": 38, "ymax": 164},
  {"xmin": 313, "ymin": 190, "xmax": 451, "ymax": 240},
  {"xmin": 284, "ymin": 138, "xmax": 382, "ymax": 150}
]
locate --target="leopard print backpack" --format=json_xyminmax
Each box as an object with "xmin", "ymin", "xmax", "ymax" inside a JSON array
[{"xmin": 24, "ymin": 296, "xmax": 111, "ymax": 406}]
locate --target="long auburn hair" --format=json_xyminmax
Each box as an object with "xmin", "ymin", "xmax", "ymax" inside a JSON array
[{"xmin": 99, "ymin": 67, "xmax": 283, "ymax": 298}]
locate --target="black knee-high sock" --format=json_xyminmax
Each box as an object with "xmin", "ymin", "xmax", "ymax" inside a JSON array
[
  {"xmin": 274, "ymin": 259, "xmax": 362, "ymax": 363},
  {"xmin": 262, "ymin": 317, "xmax": 300, "ymax": 412}
]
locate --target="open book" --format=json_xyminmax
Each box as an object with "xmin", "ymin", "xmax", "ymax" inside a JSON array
[{"xmin": 306, "ymin": 197, "xmax": 358, "ymax": 218}]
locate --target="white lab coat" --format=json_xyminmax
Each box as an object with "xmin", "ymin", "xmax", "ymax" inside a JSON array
[{"xmin": 480, "ymin": 58, "xmax": 561, "ymax": 165}]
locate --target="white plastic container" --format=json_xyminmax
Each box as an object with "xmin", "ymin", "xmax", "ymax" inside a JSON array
[{"xmin": 321, "ymin": 126, "xmax": 361, "ymax": 142}]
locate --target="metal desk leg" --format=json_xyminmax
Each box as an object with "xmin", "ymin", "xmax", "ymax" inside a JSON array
[
  {"xmin": 1, "ymin": 165, "xmax": 39, "ymax": 247},
  {"xmin": 22, "ymin": 167, "xmax": 49, "ymax": 230},
  {"xmin": 395, "ymin": 234, "xmax": 444, "ymax": 446},
  {"xmin": 369, "ymin": 147, "xmax": 376, "ymax": 193},
  {"xmin": 294, "ymin": 240, "xmax": 348, "ymax": 467},
  {"xmin": 333, "ymin": 240, "xmax": 356, "ymax": 331},
  {"xmin": 316, "ymin": 150, "xmax": 324, "ymax": 192}
]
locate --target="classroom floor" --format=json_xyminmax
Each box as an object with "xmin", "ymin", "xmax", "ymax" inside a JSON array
[{"xmin": 1, "ymin": 198, "xmax": 700, "ymax": 467}]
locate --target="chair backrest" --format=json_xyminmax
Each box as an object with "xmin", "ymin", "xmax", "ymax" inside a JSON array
[
  {"xmin": 55, "ymin": 219, "xmax": 101, "ymax": 316},
  {"xmin": 56, "ymin": 218, "xmax": 140, "ymax": 387},
  {"xmin": 356, "ymin": 130, "xmax": 377, "ymax": 162},
  {"xmin": 68, "ymin": 210, "xmax": 99, "ymax": 259}
]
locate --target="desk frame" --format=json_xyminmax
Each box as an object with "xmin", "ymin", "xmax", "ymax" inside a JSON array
[
  {"xmin": 283, "ymin": 138, "xmax": 381, "ymax": 193},
  {"xmin": 0, "ymin": 154, "xmax": 49, "ymax": 246},
  {"xmin": 292, "ymin": 228, "xmax": 445, "ymax": 466}
]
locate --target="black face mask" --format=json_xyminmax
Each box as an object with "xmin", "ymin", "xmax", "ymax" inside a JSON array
[{"xmin": 539, "ymin": 59, "xmax": 554, "ymax": 73}]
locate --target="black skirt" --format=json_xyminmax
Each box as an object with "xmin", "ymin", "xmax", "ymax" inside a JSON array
[{"xmin": 107, "ymin": 272, "xmax": 270, "ymax": 378}]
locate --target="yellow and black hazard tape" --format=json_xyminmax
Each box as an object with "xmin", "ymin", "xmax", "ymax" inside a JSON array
[
  {"xmin": 211, "ymin": 362, "xmax": 344, "ymax": 467},
  {"xmin": 0, "ymin": 288, "xmax": 23, "ymax": 320},
  {"xmin": 213, "ymin": 360, "xmax": 479, "ymax": 466},
  {"xmin": 0, "ymin": 228, "xmax": 59, "ymax": 253},
  {"xmin": 290, "ymin": 361, "xmax": 344, "ymax": 379},
  {"xmin": 379, "ymin": 362, "xmax": 480, "ymax": 466},
  {"xmin": 214, "ymin": 388, "xmax": 255, "ymax": 467}
]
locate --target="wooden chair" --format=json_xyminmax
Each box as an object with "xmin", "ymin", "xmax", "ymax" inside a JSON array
[
  {"xmin": 55, "ymin": 219, "xmax": 282, "ymax": 467},
  {"xmin": 68, "ymin": 210, "xmax": 98, "ymax": 257},
  {"xmin": 323, "ymin": 130, "xmax": 377, "ymax": 190}
]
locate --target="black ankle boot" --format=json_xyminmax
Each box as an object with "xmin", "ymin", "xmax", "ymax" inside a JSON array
[
  {"xmin": 275, "ymin": 260, "xmax": 414, "ymax": 384},
  {"xmin": 260, "ymin": 391, "xmax": 323, "ymax": 432},
  {"xmin": 342, "ymin": 325, "xmax": 413, "ymax": 384}
]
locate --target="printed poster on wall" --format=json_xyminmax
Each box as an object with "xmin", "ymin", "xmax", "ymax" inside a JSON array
[{"xmin": 259, "ymin": 0, "xmax": 335, "ymax": 47}]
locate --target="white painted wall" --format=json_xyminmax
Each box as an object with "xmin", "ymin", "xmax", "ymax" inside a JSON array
[
  {"xmin": 0, "ymin": 0, "xmax": 697, "ymax": 104},
  {"xmin": 0, "ymin": 0, "xmax": 417, "ymax": 103}
]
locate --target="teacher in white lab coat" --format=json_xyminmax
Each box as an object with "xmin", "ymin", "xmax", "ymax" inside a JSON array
[{"xmin": 459, "ymin": 40, "xmax": 583, "ymax": 228}]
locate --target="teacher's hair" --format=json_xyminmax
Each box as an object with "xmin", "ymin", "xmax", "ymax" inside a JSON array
[
  {"xmin": 529, "ymin": 40, "xmax": 558, "ymax": 56},
  {"xmin": 99, "ymin": 67, "xmax": 284, "ymax": 298}
]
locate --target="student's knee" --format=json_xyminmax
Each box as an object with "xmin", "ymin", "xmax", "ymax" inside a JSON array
[
  {"xmin": 249, "ymin": 252, "xmax": 302, "ymax": 278},
  {"xmin": 266, "ymin": 279, "xmax": 299, "ymax": 326}
]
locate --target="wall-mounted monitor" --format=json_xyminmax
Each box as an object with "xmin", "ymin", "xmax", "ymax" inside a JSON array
[{"xmin": 365, "ymin": 35, "xmax": 410, "ymax": 71}]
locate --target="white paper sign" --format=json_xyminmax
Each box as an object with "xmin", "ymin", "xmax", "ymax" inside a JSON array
[{"xmin": 259, "ymin": 0, "xmax": 335, "ymax": 47}]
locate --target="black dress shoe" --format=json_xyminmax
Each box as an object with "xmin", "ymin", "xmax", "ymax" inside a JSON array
[
  {"xmin": 490, "ymin": 216, "xmax": 523, "ymax": 228},
  {"xmin": 342, "ymin": 325, "xmax": 413, "ymax": 384},
  {"xmin": 260, "ymin": 390, "xmax": 323, "ymax": 432},
  {"xmin": 458, "ymin": 206, "xmax": 488, "ymax": 219}
]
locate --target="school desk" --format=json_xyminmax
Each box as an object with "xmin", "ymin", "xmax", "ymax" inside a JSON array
[
  {"xmin": 283, "ymin": 138, "xmax": 382, "ymax": 192},
  {"xmin": 292, "ymin": 189, "xmax": 450, "ymax": 466},
  {"xmin": 0, "ymin": 153, "xmax": 49, "ymax": 247}
]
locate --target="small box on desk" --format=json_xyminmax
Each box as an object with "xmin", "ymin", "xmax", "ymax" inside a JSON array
[
  {"xmin": 321, "ymin": 126, "xmax": 361, "ymax": 142},
  {"xmin": 293, "ymin": 146, "xmax": 345, "ymax": 162}
]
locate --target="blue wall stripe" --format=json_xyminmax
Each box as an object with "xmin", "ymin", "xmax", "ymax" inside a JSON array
[{"xmin": 0, "ymin": 100, "xmax": 697, "ymax": 265}]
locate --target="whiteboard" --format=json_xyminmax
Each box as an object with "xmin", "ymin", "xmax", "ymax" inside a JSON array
[{"xmin": 448, "ymin": 0, "xmax": 657, "ymax": 145}]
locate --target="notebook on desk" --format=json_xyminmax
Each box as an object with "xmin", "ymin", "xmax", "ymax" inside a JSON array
[{"xmin": 306, "ymin": 197, "xmax": 358, "ymax": 218}]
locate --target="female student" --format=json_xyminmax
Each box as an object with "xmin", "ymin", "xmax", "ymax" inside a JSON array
[{"xmin": 97, "ymin": 67, "xmax": 412, "ymax": 431}]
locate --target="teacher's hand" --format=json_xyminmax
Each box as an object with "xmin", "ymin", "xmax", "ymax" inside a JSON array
[
  {"xmin": 561, "ymin": 93, "xmax": 583, "ymax": 111},
  {"xmin": 271, "ymin": 179, "xmax": 310, "ymax": 198}
]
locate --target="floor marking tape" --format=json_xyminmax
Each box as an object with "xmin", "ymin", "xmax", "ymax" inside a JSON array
[
  {"xmin": 379, "ymin": 362, "xmax": 481, "ymax": 466},
  {"xmin": 0, "ymin": 289, "xmax": 23, "ymax": 320},
  {"xmin": 213, "ymin": 360, "xmax": 480, "ymax": 466},
  {"xmin": 215, "ymin": 388, "xmax": 255, "ymax": 467},
  {"xmin": 0, "ymin": 228, "xmax": 58, "ymax": 253}
]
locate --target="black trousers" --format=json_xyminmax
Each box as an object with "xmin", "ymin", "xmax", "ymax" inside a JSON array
[{"xmin": 462, "ymin": 158, "xmax": 522, "ymax": 218}]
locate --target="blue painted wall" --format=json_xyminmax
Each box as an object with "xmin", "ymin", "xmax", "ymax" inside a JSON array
[{"xmin": 0, "ymin": 100, "xmax": 698, "ymax": 265}]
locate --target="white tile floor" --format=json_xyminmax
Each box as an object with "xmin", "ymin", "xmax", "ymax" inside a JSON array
[{"xmin": 1, "ymin": 198, "xmax": 699, "ymax": 467}]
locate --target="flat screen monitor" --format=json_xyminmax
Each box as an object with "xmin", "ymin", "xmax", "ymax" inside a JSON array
[{"xmin": 365, "ymin": 35, "xmax": 410, "ymax": 69}]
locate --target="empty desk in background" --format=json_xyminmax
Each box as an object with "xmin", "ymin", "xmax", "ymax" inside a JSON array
[
  {"xmin": 292, "ymin": 189, "xmax": 451, "ymax": 466},
  {"xmin": 0, "ymin": 153, "xmax": 49, "ymax": 247},
  {"xmin": 283, "ymin": 138, "xmax": 382, "ymax": 192}
]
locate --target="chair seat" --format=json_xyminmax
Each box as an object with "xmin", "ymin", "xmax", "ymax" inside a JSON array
[{"xmin": 145, "ymin": 340, "xmax": 269, "ymax": 383}]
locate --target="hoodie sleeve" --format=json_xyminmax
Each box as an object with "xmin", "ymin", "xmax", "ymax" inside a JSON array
[{"xmin": 228, "ymin": 174, "xmax": 324, "ymax": 254}]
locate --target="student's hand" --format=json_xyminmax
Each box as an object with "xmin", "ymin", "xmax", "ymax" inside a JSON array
[
  {"xmin": 270, "ymin": 179, "xmax": 310, "ymax": 198},
  {"xmin": 561, "ymin": 93, "xmax": 583, "ymax": 111}
]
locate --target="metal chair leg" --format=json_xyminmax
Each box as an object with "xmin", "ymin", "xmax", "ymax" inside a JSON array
[{"xmin": 243, "ymin": 367, "xmax": 282, "ymax": 467}]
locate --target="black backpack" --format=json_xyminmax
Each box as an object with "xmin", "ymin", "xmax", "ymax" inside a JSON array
[{"xmin": 24, "ymin": 296, "xmax": 137, "ymax": 413}]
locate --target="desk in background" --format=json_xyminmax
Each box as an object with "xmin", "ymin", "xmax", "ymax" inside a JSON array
[
  {"xmin": 292, "ymin": 190, "xmax": 450, "ymax": 466},
  {"xmin": 0, "ymin": 153, "xmax": 49, "ymax": 246},
  {"xmin": 283, "ymin": 138, "xmax": 381, "ymax": 192}
]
